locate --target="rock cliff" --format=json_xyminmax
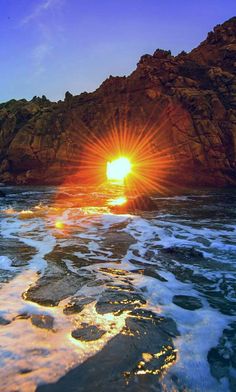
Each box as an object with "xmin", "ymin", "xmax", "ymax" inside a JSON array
[{"xmin": 0, "ymin": 17, "xmax": 236, "ymax": 188}]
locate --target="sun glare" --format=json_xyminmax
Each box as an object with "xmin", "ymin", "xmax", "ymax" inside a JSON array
[
  {"xmin": 106, "ymin": 157, "xmax": 131, "ymax": 181},
  {"xmin": 108, "ymin": 196, "xmax": 127, "ymax": 206}
]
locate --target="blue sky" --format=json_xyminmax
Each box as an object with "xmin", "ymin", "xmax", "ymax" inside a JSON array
[{"xmin": 0, "ymin": 0, "xmax": 235, "ymax": 102}]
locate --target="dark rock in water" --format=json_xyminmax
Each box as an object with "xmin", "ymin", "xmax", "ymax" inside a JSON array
[
  {"xmin": 96, "ymin": 289, "xmax": 146, "ymax": 315},
  {"xmin": 0, "ymin": 190, "xmax": 5, "ymax": 197},
  {"xmin": 23, "ymin": 245, "xmax": 91, "ymax": 306},
  {"xmin": 72, "ymin": 325, "xmax": 106, "ymax": 341},
  {"xmin": 172, "ymin": 295, "xmax": 203, "ymax": 310},
  {"xmin": 0, "ymin": 236, "xmax": 36, "ymax": 267},
  {"xmin": 44, "ymin": 244, "xmax": 92, "ymax": 268},
  {"xmin": 204, "ymin": 287, "xmax": 236, "ymax": 316},
  {"xmin": 131, "ymin": 267, "xmax": 168, "ymax": 282},
  {"xmin": 37, "ymin": 310, "xmax": 178, "ymax": 392},
  {"xmin": 24, "ymin": 273, "xmax": 89, "ymax": 307},
  {"xmin": 130, "ymin": 308, "xmax": 180, "ymax": 337},
  {"xmin": 31, "ymin": 314, "xmax": 54, "ymax": 330},
  {"xmin": 161, "ymin": 246, "xmax": 204, "ymax": 260},
  {"xmin": 0, "ymin": 316, "xmax": 11, "ymax": 325},
  {"xmin": 208, "ymin": 321, "xmax": 236, "ymax": 390},
  {"xmin": 63, "ymin": 296, "xmax": 94, "ymax": 315},
  {"xmin": 112, "ymin": 195, "xmax": 157, "ymax": 213},
  {"xmin": 101, "ymin": 228, "xmax": 136, "ymax": 259}
]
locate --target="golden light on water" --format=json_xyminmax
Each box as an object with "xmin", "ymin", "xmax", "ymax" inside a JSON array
[
  {"xmin": 106, "ymin": 157, "xmax": 131, "ymax": 181},
  {"xmin": 55, "ymin": 219, "xmax": 64, "ymax": 229},
  {"xmin": 107, "ymin": 196, "xmax": 127, "ymax": 206}
]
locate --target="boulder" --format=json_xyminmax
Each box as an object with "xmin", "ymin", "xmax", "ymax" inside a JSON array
[{"xmin": 111, "ymin": 195, "xmax": 158, "ymax": 213}]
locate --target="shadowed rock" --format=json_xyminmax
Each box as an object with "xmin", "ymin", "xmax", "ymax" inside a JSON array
[
  {"xmin": 37, "ymin": 309, "xmax": 178, "ymax": 392},
  {"xmin": 23, "ymin": 243, "xmax": 94, "ymax": 306},
  {"xmin": 101, "ymin": 228, "xmax": 136, "ymax": 259},
  {"xmin": 208, "ymin": 321, "xmax": 236, "ymax": 390},
  {"xmin": 63, "ymin": 296, "xmax": 95, "ymax": 315},
  {"xmin": 72, "ymin": 325, "xmax": 106, "ymax": 341},
  {"xmin": 31, "ymin": 314, "xmax": 54, "ymax": 330},
  {"xmin": 95, "ymin": 288, "xmax": 146, "ymax": 315},
  {"xmin": 161, "ymin": 246, "xmax": 204, "ymax": 261},
  {"xmin": 172, "ymin": 295, "xmax": 203, "ymax": 310},
  {"xmin": 24, "ymin": 273, "xmax": 89, "ymax": 307},
  {"xmin": 131, "ymin": 267, "xmax": 168, "ymax": 282},
  {"xmin": 0, "ymin": 236, "xmax": 36, "ymax": 267}
]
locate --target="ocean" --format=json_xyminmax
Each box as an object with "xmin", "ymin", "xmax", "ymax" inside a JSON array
[{"xmin": 0, "ymin": 186, "xmax": 235, "ymax": 391}]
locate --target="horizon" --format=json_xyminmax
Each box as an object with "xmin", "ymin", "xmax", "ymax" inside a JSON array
[{"xmin": 0, "ymin": 0, "xmax": 235, "ymax": 103}]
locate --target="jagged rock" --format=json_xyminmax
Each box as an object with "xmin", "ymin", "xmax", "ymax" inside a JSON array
[{"xmin": 0, "ymin": 17, "xmax": 236, "ymax": 188}]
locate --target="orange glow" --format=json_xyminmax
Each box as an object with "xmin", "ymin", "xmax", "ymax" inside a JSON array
[
  {"xmin": 55, "ymin": 220, "xmax": 64, "ymax": 229},
  {"xmin": 108, "ymin": 196, "xmax": 127, "ymax": 206},
  {"xmin": 106, "ymin": 157, "xmax": 131, "ymax": 181},
  {"xmin": 57, "ymin": 101, "xmax": 187, "ymax": 195}
]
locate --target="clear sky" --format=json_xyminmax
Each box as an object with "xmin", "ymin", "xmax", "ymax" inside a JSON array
[{"xmin": 0, "ymin": 0, "xmax": 235, "ymax": 102}]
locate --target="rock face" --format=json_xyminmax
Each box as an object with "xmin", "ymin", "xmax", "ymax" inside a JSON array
[{"xmin": 0, "ymin": 17, "xmax": 236, "ymax": 187}]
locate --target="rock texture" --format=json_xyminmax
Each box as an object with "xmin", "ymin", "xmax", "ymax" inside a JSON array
[{"xmin": 0, "ymin": 17, "xmax": 236, "ymax": 187}]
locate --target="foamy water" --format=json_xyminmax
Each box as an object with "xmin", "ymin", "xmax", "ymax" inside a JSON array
[{"xmin": 0, "ymin": 186, "xmax": 235, "ymax": 391}]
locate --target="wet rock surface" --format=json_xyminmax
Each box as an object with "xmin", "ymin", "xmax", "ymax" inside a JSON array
[
  {"xmin": 208, "ymin": 322, "xmax": 236, "ymax": 391},
  {"xmin": 0, "ymin": 236, "xmax": 37, "ymax": 267},
  {"xmin": 172, "ymin": 295, "xmax": 203, "ymax": 310},
  {"xmin": 37, "ymin": 310, "xmax": 178, "ymax": 392},
  {"xmin": 96, "ymin": 288, "xmax": 146, "ymax": 315},
  {"xmin": 161, "ymin": 246, "xmax": 204, "ymax": 261},
  {"xmin": 63, "ymin": 296, "xmax": 95, "ymax": 315},
  {"xmin": 101, "ymin": 229, "xmax": 136, "ymax": 260},
  {"xmin": 131, "ymin": 266, "xmax": 168, "ymax": 282},
  {"xmin": 71, "ymin": 325, "xmax": 106, "ymax": 341},
  {"xmin": 31, "ymin": 314, "xmax": 54, "ymax": 330},
  {"xmin": 24, "ymin": 272, "xmax": 89, "ymax": 307}
]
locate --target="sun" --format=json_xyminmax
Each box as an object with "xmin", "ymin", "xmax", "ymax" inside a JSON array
[{"xmin": 106, "ymin": 157, "xmax": 132, "ymax": 181}]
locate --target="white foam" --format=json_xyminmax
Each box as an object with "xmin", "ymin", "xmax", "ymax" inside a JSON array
[{"xmin": 0, "ymin": 256, "xmax": 14, "ymax": 270}]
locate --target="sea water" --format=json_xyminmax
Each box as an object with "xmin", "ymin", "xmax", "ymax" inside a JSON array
[{"xmin": 0, "ymin": 186, "xmax": 235, "ymax": 391}]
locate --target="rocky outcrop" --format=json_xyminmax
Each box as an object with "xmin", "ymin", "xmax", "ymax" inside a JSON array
[{"xmin": 0, "ymin": 17, "xmax": 236, "ymax": 188}]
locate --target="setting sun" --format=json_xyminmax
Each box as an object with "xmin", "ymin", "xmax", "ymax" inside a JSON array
[{"xmin": 106, "ymin": 157, "xmax": 132, "ymax": 181}]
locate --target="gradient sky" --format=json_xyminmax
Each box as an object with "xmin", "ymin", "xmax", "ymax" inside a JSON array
[{"xmin": 0, "ymin": 0, "xmax": 235, "ymax": 102}]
